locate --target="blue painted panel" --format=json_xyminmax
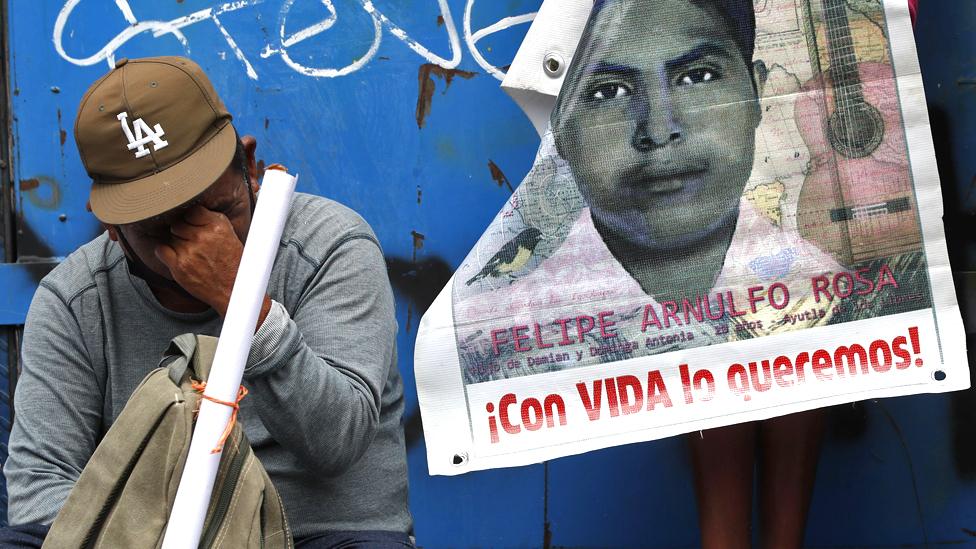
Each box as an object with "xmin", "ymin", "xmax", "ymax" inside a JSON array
[
  {"xmin": 917, "ymin": 3, "xmax": 976, "ymax": 270},
  {"xmin": 0, "ymin": 263, "xmax": 57, "ymax": 325},
  {"xmin": 395, "ymin": 292, "xmax": 546, "ymax": 547},
  {"xmin": 547, "ymin": 440, "xmax": 701, "ymax": 549},
  {"xmin": 1, "ymin": 1, "xmax": 975, "ymax": 547}
]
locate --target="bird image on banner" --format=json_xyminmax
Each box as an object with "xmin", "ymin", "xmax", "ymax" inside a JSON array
[{"xmin": 466, "ymin": 228, "xmax": 544, "ymax": 285}]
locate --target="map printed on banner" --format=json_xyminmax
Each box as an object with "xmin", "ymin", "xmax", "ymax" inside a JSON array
[{"xmin": 415, "ymin": 0, "xmax": 968, "ymax": 475}]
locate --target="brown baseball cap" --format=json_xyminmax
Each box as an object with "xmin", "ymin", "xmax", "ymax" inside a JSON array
[{"xmin": 74, "ymin": 56, "xmax": 237, "ymax": 224}]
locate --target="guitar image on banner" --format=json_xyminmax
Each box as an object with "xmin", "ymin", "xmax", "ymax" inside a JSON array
[{"xmin": 795, "ymin": 0, "xmax": 922, "ymax": 266}]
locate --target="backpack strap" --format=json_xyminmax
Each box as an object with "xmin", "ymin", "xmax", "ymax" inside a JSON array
[
  {"xmin": 161, "ymin": 333, "xmax": 199, "ymax": 385},
  {"xmin": 159, "ymin": 334, "xmax": 221, "ymax": 384},
  {"xmin": 191, "ymin": 335, "xmax": 220, "ymax": 382}
]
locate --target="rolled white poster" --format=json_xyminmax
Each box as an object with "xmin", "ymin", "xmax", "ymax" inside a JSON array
[{"xmin": 161, "ymin": 167, "xmax": 297, "ymax": 549}]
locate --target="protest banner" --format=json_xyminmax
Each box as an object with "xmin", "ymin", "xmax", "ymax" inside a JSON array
[{"xmin": 415, "ymin": 0, "xmax": 969, "ymax": 475}]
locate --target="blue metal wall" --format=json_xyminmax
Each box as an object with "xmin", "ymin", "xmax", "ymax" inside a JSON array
[{"xmin": 1, "ymin": 1, "xmax": 974, "ymax": 547}]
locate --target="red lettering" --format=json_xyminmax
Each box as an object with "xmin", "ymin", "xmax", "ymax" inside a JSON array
[
  {"xmin": 854, "ymin": 267, "xmax": 875, "ymax": 295},
  {"xmin": 876, "ymin": 264, "xmax": 899, "ymax": 292},
  {"xmin": 748, "ymin": 360, "xmax": 772, "ymax": 392},
  {"xmin": 704, "ymin": 294, "xmax": 725, "ymax": 320},
  {"xmin": 794, "ymin": 352, "xmax": 810, "ymax": 384},
  {"xmin": 605, "ymin": 377, "xmax": 620, "ymax": 417},
  {"xmin": 486, "ymin": 402, "xmax": 499, "ymax": 444},
  {"xmin": 617, "ymin": 375, "xmax": 643, "ymax": 415},
  {"xmin": 641, "ymin": 304, "xmax": 663, "ymax": 332},
  {"xmin": 555, "ymin": 318, "xmax": 574, "ymax": 346},
  {"xmin": 646, "ymin": 371, "xmax": 673, "ymax": 410},
  {"xmin": 727, "ymin": 364, "xmax": 751, "ymax": 400},
  {"xmin": 892, "ymin": 335, "xmax": 911, "ymax": 369},
  {"xmin": 679, "ymin": 364, "xmax": 693, "ymax": 404},
  {"xmin": 812, "ymin": 349, "xmax": 833, "ymax": 380},
  {"xmin": 772, "ymin": 356, "xmax": 794, "ymax": 387},
  {"xmin": 513, "ymin": 325, "xmax": 531, "ymax": 352},
  {"xmin": 662, "ymin": 301, "xmax": 682, "ymax": 327},
  {"xmin": 491, "ymin": 329, "xmax": 509, "ymax": 356},
  {"xmin": 598, "ymin": 311, "xmax": 618, "ymax": 339},
  {"xmin": 834, "ymin": 344, "xmax": 869, "ymax": 376},
  {"xmin": 693, "ymin": 369, "xmax": 716, "ymax": 401},
  {"xmin": 534, "ymin": 323, "xmax": 554, "ymax": 349},
  {"xmin": 521, "ymin": 397, "xmax": 544, "ymax": 431},
  {"xmin": 576, "ymin": 380, "xmax": 603, "ymax": 421},
  {"xmin": 908, "ymin": 326, "xmax": 921, "ymax": 355},
  {"xmin": 499, "ymin": 393, "xmax": 521, "ymax": 434},
  {"xmin": 869, "ymin": 339, "xmax": 893, "ymax": 372},
  {"xmin": 576, "ymin": 315, "xmax": 595, "ymax": 342},
  {"xmin": 812, "ymin": 275, "xmax": 832, "ymax": 302},
  {"xmin": 543, "ymin": 394, "xmax": 567, "ymax": 427},
  {"xmin": 769, "ymin": 282, "xmax": 790, "ymax": 310},
  {"xmin": 747, "ymin": 286, "xmax": 766, "ymax": 313},
  {"xmin": 833, "ymin": 272, "xmax": 854, "ymax": 298},
  {"xmin": 682, "ymin": 297, "xmax": 704, "ymax": 324},
  {"xmin": 726, "ymin": 291, "xmax": 748, "ymax": 317}
]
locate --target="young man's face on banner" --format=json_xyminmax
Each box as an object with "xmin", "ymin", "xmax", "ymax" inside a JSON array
[{"xmin": 554, "ymin": 0, "xmax": 768, "ymax": 251}]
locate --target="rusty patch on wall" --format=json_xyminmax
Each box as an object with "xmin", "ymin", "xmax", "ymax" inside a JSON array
[
  {"xmin": 488, "ymin": 159, "xmax": 514, "ymax": 193},
  {"xmin": 411, "ymin": 230, "xmax": 425, "ymax": 262},
  {"xmin": 57, "ymin": 109, "xmax": 66, "ymax": 147},
  {"xmin": 415, "ymin": 64, "xmax": 476, "ymax": 129},
  {"xmin": 19, "ymin": 176, "xmax": 62, "ymax": 209}
]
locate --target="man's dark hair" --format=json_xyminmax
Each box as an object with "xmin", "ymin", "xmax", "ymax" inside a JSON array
[
  {"xmin": 591, "ymin": 0, "xmax": 757, "ymax": 65},
  {"xmin": 231, "ymin": 132, "xmax": 256, "ymax": 214},
  {"xmin": 231, "ymin": 129, "xmax": 249, "ymax": 181},
  {"xmin": 552, "ymin": 0, "xmax": 759, "ymax": 132}
]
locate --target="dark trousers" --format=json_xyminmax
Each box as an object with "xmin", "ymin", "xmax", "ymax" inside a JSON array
[
  {"xmin": 0, "ymin": 524, "xmax": 46, "ymax": 548},
  {"xmin": 295, "ymin": 531, "xmax": 415, "ymax": 548},
  {"xmin": 0, "ymin": 524, "xmax": 414, "ymax": 548}
]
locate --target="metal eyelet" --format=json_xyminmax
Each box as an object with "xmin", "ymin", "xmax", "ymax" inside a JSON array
[{"xmin": 543, "ymin": 52, "xmax": 565, "ymax": 78}]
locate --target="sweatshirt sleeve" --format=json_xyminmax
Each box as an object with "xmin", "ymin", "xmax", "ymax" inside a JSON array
[
  {"xmin": 4, "ymin": 284, "xmax": 104, "ymax": 526},
  {"xmin": 242, "ymin": 233, "xmax": 396, "ymax": 475}
]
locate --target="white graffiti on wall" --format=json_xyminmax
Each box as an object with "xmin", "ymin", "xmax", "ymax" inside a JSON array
[{"xmin": 53, "ymin": 0, "xmax": 536, "ymax": 81}]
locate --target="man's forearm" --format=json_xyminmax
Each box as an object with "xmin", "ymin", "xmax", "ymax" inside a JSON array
[{"xmin": 241, "ymin": 236, "xmax": 396, "ymax": 475}]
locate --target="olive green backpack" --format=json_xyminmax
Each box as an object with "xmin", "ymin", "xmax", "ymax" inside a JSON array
[{"xmin": 42, "ymin": 333, "xmax": 293, "ymax": 549}]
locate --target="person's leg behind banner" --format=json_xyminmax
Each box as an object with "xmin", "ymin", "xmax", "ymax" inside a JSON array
[
  {"xmin": 759, "ymin": 408, "xmax": 826, "ymax": 549},
  {"xmin": 689, "ymin": 421, "xmax": 757, "ymax": 549}
]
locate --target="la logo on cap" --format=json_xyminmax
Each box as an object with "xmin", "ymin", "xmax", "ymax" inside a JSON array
[{"xmin": 117, "ymin": 111, "xmax": 169, "ymax": 159}]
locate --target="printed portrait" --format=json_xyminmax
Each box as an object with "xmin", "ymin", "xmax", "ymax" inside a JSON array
[{"xmin": 453, "ymin": 0, "xmax": 930, "ymax": 385}]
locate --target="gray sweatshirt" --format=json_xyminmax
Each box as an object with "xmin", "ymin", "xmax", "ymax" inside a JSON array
[{"xmin": 4, "ymin": 193, "xmax": 412, "ymax": 537}]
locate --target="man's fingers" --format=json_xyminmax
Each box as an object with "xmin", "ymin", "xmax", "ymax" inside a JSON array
[
  {"xmin": 169, "ymin": 221, "xmax": 195, "ymax": 240},
  {"xmin": 154, "ymin": 243, "xmax": 178, "ymax": 269},
  {"xmin": 183, "ymin": 204, "xmax": 224, "ymax": 226}
]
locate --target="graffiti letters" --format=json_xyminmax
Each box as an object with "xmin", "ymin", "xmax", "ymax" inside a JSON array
[{"xmin": 53, "ymin": 0, "xmax": 536, "ymax": 81}]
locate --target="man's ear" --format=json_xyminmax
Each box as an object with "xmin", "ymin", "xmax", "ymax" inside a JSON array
[
  {"xmin": 241, "ymin": 135, "xmax": 259, "ymax": 193},
  {"xmin": 106, "ymin": 224, "xmax": 120, "ymax": 242},
  {"xmin": 88, "ymin": 200, "xmax": 113, "ymax": 237}
]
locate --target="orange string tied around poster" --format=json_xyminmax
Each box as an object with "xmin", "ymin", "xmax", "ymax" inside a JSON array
[{"xmin": 191, "ymin": 380, "xmax": 249, "ymax": 454}]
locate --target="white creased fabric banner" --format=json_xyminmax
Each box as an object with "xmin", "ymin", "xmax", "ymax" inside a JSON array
[{"xmin": 415, "ymin": 0, "xmax": 969, "ymax": 475}]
